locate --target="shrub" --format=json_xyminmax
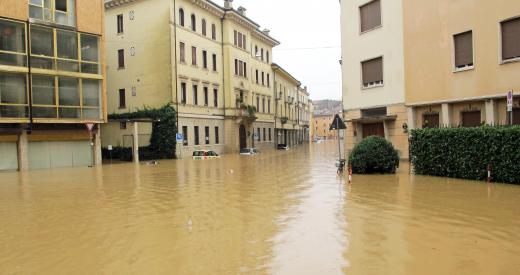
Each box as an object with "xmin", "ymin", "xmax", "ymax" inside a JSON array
[
  {"xmin": 348, "ymin": 136, "xmax": 400, "ymax": 174},
  {"xmin": 410, "ymin": 126, "xmax": 520, "ymax": 184}
]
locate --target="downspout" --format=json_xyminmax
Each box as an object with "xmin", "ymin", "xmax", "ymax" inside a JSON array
[
  {"xmin": 220, "ymin": 16, "xmax": 225, "ymax": 118},
  {"xmin": 273, "ymin": 71, "xmax": 277, "ymax": 147},
  {"xmin": 172, "ymin": 0, "xmax": 179, "ymax": 129},
  {"xmin": 26, "ymin": 20, "xmax": 33, "ymax": 133}
]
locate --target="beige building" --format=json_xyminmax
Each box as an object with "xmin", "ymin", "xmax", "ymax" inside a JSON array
[
  {"xmin": 340, "ymin": 0, "xmax": 409, "ymax": 158},
  {"xmin": 0, "ymin": 0, "xmax": 106, "ymax": 171},
  {"xmin": 312, "ymin": 114, "xmax": 338, "ymax": 140},
  {"xmin": 102, "ymin": 0, "xmax": 311, "ymax": 158},
  {"xmin": 404, "ymin": 0, "xmax": 520, "ymax": 129}
]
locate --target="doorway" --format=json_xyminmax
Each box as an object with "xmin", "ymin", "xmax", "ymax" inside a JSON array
[
  {"xmin": 362, "ymin": 123, "xmax": 385, "ymax": 138},
  {"xmin": 239, "ymin": 124, "xmax": 247, "ymax": 150}
]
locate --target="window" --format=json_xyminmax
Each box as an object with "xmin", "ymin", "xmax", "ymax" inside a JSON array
[
  {"xmin": 202, "ymin": 50, "xmax": 208, "ymax": 69},
  {"xmin": 255, "ymin": 46, "xmax": 258, "ymax": 55},
  {"xmin": 203, "ymin": 87, "xmax": 208, "ymax": 106},
  {"xmin": 266, "ymin": 51, "xmax": 270, "ymax": 63},
  {"xmin": 191, "ymin": 14, "xmax": 196, "ymax": 32},
  {"xmin": 256, "ymin": 70, "xmax": 259, "ymax": 84},
  {"xmin": 262, "ymin": 98, "xmax": 265, "ymax": 113},
  {"xmin": 58, "ymin": 77, "xmax": 80, "ymax": 118},
  {"xmin": 118, "ymin": 49, "xmax": 125, "ymax": 69},
  {"xmin": 215, "ymin": 127, "xmax": 219, "ymax": 144},
  {"xmin": 261, "ymin": 48, "xmax": 264, "ymax": 61},
  {"xmin": 257, "ymin": 128, "xmax": 261, "ymax": 141},
  {"xmin": 423, "ymin": 113, "xmax": 440, "ymax": 128},
  {"xmin": 0, "ymin": 73, "xmax": 28, "ymax": 118},
  {"xmin": 268, "ymin": 99, "xmax": 271, "ymax": 114},
  {"xmin": 211, "ymin": 24, "xmax": 216, "ymax": 40},
  {"xmin": 513, "ymin": 108, "xmax": 520, "ymax": 125},
  {"xmin": 461, "ymin": 110, "xmax": 481, "ymax": 127},
  {"xmin": 213, "ymin": 88, "xmax": 218, "ymax": 107},
  {"xmin": 454, "ymin": 31, "xmax": 473, "ymax": 69},
  {"xmin": 267, "ymin": 74, "xmax": 270, "ymax": 87},
  {"xmin": 30, "ymin": 25, "xmax": 54, "ymax": 70},
  {"xmin": 194, "ymin": 126, "xmax": 200, "ymax": 145},
  {"xmin": 192, "ymin": 46, "xmax": 197, "ymax": 66},
  {"xmin": 29, "ymin": 0, "xmax": 76, "ymax": 27},
  {"xmin": 360, "ymin": 0, "xmax": 381, "ymax": 33},
  {"xmin": 205, "ymin": 126, "xmax": 210, "ymax": 144},
  {"xmin": 193, "ymin": 84, "xmax": 198, "ymax": 105},
  {"xmin": 117, "ymin": 14, "xmax": 124, "ymax": 34},
  {"xmin": 56, "ymin": 29, "xmax": 78, "ymax": 72},
  {"xmin": 0, "ymin": 19, "xmax": 27, "ymax": 67},
  {"xmin": 234, "ymin": 59, "xmax": 247, "ymax": 77},
  {"xmin": 202, "ymin": 19, "xmax": 207, "ymax": 36},
  {"xmin": 179, "ymin": 42, "xmax": 185, "ymax": 62},
  {"xmin": 80, "ymin": 34, "xmax": 100, "ymax": 74},
  {"xmin": 119, "ymin": 89, "xmax": 126, "ymax": 108},
  {"xmin": 262, "ymin": 72, "xmax": 265, "ymax": 85},
  {"xmin": 501, "ymin": 17, "xmax": 520, "ymax": 61},
  {"xmin": 32, "ymin": 75, "xmax": 54, "ymax": 106},
  {"xmin": 182, "ymin": 126, "xmax": 188, "ymax": 146},
  {"xmin": 120, "ymin": 122, "xmax": 127, "ymax": 130},
  {"xmin": 269, "ymin": 128, "xmax": 272, "ymax": 141},
  {"xmin": 212, "ymin": 54, "xmax": 217, "ymax": 71},
  {"xmin": 361, "ymin": 57, "xmax": 383, "ymax": 88},
  {"xmin": 256, "ymin": 96, "xmax": 260, "ymax": 110},
  {"xmin": 180, "ymin": 83, "xmax": 186, "ymax": 104},
  {"xmin": 179, "ymin": 9, "xmax": 185, "ymax": 27},
  {"xmin": 234, "ymin": 30, "xmax": 246, "ymax": 50},
  {"xmin": 263, "ymin": 128, "xmax": 266, "ymax": 141}
]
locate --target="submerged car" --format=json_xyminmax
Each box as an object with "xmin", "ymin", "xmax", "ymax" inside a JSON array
[
  {"xmin": 192, "ymin": 150, "xmax": 221, "ymax": 160},
  {"xmin": 240, "ymin": 148, "xmax": 260, "ymax": 155},
  {"xmin": 277, "ymin": 144, "xmax": 289, "ymax": 150}
]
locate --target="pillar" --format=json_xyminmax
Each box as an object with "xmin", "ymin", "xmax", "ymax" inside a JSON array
[
  {"xmin": 133, "ymin": 122, "xmax": 139, "ymax": 163},
  {"xmin": 383, "ymin": 120, "xmax": 390, "ymax": 140},
  {"xmin": 17, "ymin": 130, "xmax": 28, "ymax": 171},
  {"xmin": 485, "ymin": 99, "xmax": 496, "ymax": 126},
  {"xmin": 94, "ymin": 126, "xmax": 102, "ymax": 166},
  {"xmin": 441, "ymin": 103, "xmax": 452, "ymax": 127},
  {"xmin": 407, "ymin": 107, "xmax": 416, "ymax": 130}
]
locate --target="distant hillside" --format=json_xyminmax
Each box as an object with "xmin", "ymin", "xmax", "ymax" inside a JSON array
[{"xmin": 313, "ymin": 100, "xmax": 342, "ymax": 116}]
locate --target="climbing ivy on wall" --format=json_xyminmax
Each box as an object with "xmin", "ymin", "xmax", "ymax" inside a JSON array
[{"xmin": 108, "ymin": 104, "xmax": 177, "ymax": 159}]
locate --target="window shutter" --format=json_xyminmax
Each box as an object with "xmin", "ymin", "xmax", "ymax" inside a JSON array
[
  {"xmin": 362, "ymin": 57, "xmax": 383, "ymax": 84},
  {"xmin": 502, "ymin": 18, "xmax": 520, "ymax": 60},
  {"xmin": 454, "ymin": 31, "xmax": 473, "ymax": 67},
  {"xmin": 360, "ymin": 0, "xmax": 381, "ymax": 33}
]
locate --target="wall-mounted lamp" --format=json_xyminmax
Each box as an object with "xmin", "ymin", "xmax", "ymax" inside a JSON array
[{"xmin": 402, "ymin": 123, "xmax": 409, "ymax": 133}]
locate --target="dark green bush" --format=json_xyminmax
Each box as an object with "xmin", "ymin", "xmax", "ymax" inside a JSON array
[
  {"xmin": 410, "ymin": 126, "xmax": 520, "ymax": 184},
  {"xmin": 348, "ymin": 136, "xmax": 400, "ymax": 174}
]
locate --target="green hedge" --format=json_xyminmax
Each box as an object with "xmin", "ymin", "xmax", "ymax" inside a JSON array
[
  {"xmin": 348, "ymin": 136, "xmax": 400, "ymax": 174},
  {"xmin": 410, "ymin": 126, "xmax": 520, "ymax": 184}
]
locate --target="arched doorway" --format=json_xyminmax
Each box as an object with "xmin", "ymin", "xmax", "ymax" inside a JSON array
[{"xmin": 239, "ymin": 124, "xmax": 247, "ymax": 150}]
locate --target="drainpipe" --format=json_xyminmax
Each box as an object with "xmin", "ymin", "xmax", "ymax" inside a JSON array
[
  {"xmin": 26, "ymin": 20, "xmax": 33, "ymax": 134},
  {"xmin": 220, "ymin": 16, "xmax": 225, "ymax": 118},
  {"xmin": 273, "ymin": 71, "xmax": 277, "ymax": 147},
  {"xmin": 172, "ymin": 0, "xmax": 179, "ymax": 131}
]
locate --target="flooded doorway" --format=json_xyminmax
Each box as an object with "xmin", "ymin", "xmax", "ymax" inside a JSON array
[
  {"xmin": 239, "ymin": 124, "xmax": 247, "ymax": 149},
  {"xmin": 362, "ymin": 122, "xmax": 384, "ymax": 138}
]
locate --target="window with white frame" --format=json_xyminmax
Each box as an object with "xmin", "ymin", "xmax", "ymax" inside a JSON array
[
  {"xmin": 453, "ymin": 31, "xmax": 473, "ymax": 69},
  {"xmin": 29, "ymin": 0, "xmax": 76, "ymax": 27},
  {"xmin": 361, "ymin": 57, "xmax": 383, "ymax": 88}
]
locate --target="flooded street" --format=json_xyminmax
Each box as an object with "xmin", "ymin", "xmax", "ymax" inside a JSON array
[{"xmin": 1, "ymin": 142, "xmax": 519, "ymax": 274}]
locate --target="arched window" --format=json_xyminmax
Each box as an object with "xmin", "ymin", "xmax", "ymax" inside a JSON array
[
  {"xmin": 266, "ymin": 51, "xmax": 270, "ymax": 63},
  {"xmin": 202, "ymin": 19, "xmax": 207, "ymax": 36},
  {"xmin": 191, "ymin": 14, "xmax": 196, "ymax": 32},
  {"xmin": 179, "ymin": 9, "xmax": 185, "ymax": 26},
  {"xmin": 211, "ymin": 24, "xmax": 216, "ymax": 40}
]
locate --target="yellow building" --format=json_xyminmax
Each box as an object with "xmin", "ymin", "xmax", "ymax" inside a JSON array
[
  {"xmin": 404, "ymin": 0, "xmax": 520, "ymax": 129},
  {"xmin": 0, "ymin": 0, "xmax": 106, "ymax": 171},
  {"xmin": 272, "ymin": 63, "xmax": 300, "ymax": 146},
  {"xmin": 312, "ymin": 114, "xmax": 338, "ymax": 140},
  {"xmin": 102, "ymin": 0, "xmax": 308, "ymax": 157}
]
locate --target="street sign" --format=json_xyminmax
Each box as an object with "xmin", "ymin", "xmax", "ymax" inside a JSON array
[
  {"xmin": 108, "ymin": 145, "xmax": 113, "ymax": 151},
  {"xmin": 176, "ymin": 133, "xmax": 184, "ymax": 142},
  {"xmin": 507, "ymin": 90, "xmax": 513, "ymax": 112},
  {"xmin": 85, "ymin": 123, "xmax": 95, "ymax": 132},
  {"xmin": 329, "ymin": 114, "xmax": 347, "ymax": 130}
]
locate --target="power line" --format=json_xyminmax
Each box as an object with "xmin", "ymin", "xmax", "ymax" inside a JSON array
[{"xmin": 275, "ymin": 46, "xmax": 341, "ymax": 51}]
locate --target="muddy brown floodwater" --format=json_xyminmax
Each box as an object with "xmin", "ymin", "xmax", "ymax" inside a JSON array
[{"xmin": 0, "ymin": 141, "xmax": 519, "ymax": 274}]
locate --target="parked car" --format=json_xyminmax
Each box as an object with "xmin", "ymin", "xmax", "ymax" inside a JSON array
[
  {"xmin": 240, "ymin": 148, "xmax": 260, "ymax": 155},
  {"xmin": 192, "ymin": 150, "xmax": 221, "ymax": 160},
  {"xmin": 277, "ymin": 144, "xmax": 289, "ymax": 150}
]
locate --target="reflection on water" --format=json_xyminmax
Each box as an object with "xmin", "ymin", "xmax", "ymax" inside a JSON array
[{"xmin": 0, "ymin": 141, "xmax": 519, "ymax": 274}]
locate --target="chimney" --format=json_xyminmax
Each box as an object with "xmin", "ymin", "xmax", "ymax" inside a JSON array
[
  {"xmin": 237, "ymin": 6, "xmax": 246, "ymax": 15},
  {"xmin": 224, "ymin": 0, "xmax": 233, "ymax": 9},
  {"xmin": 262, "ymin": 28, "xmax": 270, "ymax": 36}
]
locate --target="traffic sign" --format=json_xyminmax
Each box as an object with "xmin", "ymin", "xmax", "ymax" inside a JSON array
[
  {"xmin": 329, "ymin": 114, "xmax": 347, "ymax": 130},
  {"xmin": 85, "ymin": 123, "xmax": 95, "ymax": 132},
  {"xmin": 507, "ymin": 90, "xmax": 513, "ymax": 112},
  {"xmin": 176, "ymin": 133, "xmax": 184, "ymax": 142}
]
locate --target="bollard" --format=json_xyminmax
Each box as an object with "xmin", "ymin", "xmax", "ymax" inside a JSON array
[
  {"xmin": 348, "ymin": 166, "xmax": 353, "ymax": 183},
  {"xmin": 487, "ymin": 164, "xmax": 492, "ymax": 183}
]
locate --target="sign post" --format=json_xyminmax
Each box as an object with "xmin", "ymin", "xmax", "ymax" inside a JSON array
[
  {"xmin": 507, "ymin": 90, "xmax": 513, "ymax": 125},
  {"xmin": 85, "ymin": 123, "xmax": 95, "ymax": 167},
  {"xmin": 176, "ymin": 133, "xmax": 184, "ymax": 159},
  {"xmin": 330, "ymin": 114, "xmax": 347, "ymax": 165}
]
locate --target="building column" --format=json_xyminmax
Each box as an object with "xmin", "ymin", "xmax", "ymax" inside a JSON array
[
  {"xmin": 133, "ymin": 122, "xmax": 139, "ymax": 163},
  {"xmin": 441, "ymin": 103, "xmax": 452, "ymax": 127},
  {"xmin": 94, "ymin": 126, "xmax": 102, "ymax": 166},
  {"xmin": 407, "ymin": 107, "xmax": 416, "ymax": 130},
  {"xmin": 18, "ymin": 130, "xmax": 28, "ymax": 171},
  {"xmin": 485, "ymin": 99, "xmax": 496, "ymax": 126},
  {"xmin": 383, "ymin": 121, "xmax": 390, "ymax": 141}
]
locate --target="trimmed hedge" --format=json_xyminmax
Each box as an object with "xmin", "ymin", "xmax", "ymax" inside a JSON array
[
  {"xmin": 410, "ymin": 126, "xmax": 520, "ymax": 184},
  {"xmin": 348, "ymin": 136, "xmax": 400, "ymax": 174}
]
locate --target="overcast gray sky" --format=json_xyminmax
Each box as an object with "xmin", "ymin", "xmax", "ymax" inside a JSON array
[{"xmin": 222, "ymin": 0, "xmax": 342, "ymax": 101}]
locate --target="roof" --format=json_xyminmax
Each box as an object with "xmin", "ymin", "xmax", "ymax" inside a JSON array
[{"xmin": 272, "ymin": 63, "xmax": 301, "ymax": 85}]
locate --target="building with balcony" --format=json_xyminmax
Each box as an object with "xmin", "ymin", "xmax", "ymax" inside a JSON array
[
  {"xmin": 102, "ymin": 0, "xmax": 309, "ymax": 157},
  {"xmin": 0, "ymin": 0, "xmax": 105, "ymax": 171}
]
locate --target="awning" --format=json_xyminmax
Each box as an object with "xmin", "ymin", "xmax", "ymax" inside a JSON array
[{"xmin": 346, "ymin": 115, "xmax": 397, "ymax": 124}]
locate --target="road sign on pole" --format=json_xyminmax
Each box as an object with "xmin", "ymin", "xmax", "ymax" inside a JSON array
[
  {"xmin": 176, "ymin": 133, "xmax": 184, "ymax": 143},
  {"xmin": 507, "ymin": 90, "xmax": 513, "ymax": 112}
]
